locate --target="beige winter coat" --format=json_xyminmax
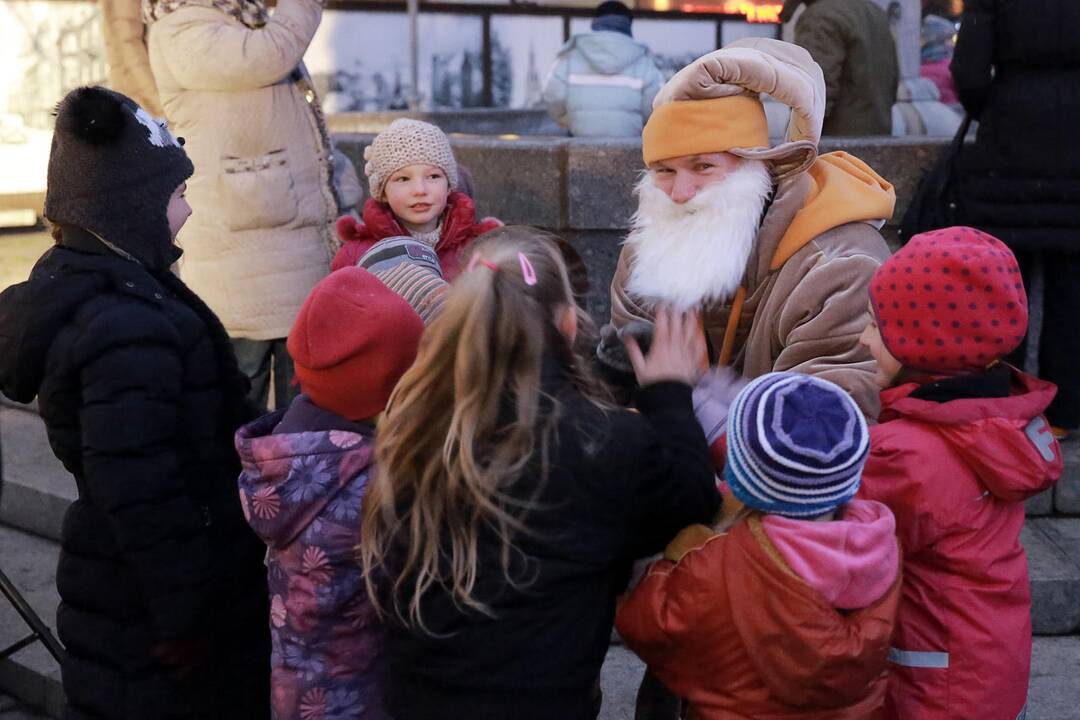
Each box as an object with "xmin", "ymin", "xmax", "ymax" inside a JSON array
[
  {"xmin": 147, "ymin": 0, "xmax": 360, "ymax": 339},
  {"xmin": 606, "ymin": 152, "xmax": 893, "ymax": 418},
  {"xmin": 100, "ymin": 0, "xmax": 164, "ymax": 116}
]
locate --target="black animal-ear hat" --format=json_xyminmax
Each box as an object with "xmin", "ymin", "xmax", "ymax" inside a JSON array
[{"xmin": 45, "ymin": 85, "xmax": 194, "ymax": 269}]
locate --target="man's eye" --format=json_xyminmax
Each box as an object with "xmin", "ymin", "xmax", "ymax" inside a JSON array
[
  {"xmin": 655, "ymin": 168, "xmax": 673, "ymax": 175},
  {"xmin": 696, "ymin": 164, "xmax": 713, "ymax": 172}
]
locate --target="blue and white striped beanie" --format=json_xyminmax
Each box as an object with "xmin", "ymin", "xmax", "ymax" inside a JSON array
[{"xmin": 725, "ymin": 372, "xmax": 869, "ymax": 518}]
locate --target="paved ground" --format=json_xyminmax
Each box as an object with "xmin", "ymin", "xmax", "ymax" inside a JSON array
[
  {"xmin": 0, "ymin": 695, "xmax": 46, "ymax": 720},
  {"xmin": 0, "ymin": 230, "xmax": 49, "ymax": 292}
]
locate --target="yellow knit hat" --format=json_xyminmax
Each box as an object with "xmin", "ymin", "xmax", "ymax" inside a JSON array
[
  {"xmin": 644, "ymin": 39, "xmax": 827, "ymax": 180},
  {"xmin": 642, "ymin": 96, "xmax": 770, "ymax": 165}
]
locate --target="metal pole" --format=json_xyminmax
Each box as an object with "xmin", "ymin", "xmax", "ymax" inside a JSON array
[{"xmin": 408, "ymin": 0, "xmax": 420, "ymax": 110}]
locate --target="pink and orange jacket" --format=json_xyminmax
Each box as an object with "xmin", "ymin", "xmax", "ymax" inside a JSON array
[
  {"xmin": 858, "ymin": 366, "xmax": 1062, "ymax": 720},
  {"xmin": 617, "ymin": 499, "xmax": 901, "ymax": 719}
]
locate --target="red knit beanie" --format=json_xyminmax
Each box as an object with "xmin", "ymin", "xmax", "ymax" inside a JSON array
[
  {"xmin": 868, "ymin": 227, "xmax": 1027, "ymax": 373},
  {"xmin": 288, "ymin": 267, "xmax": 424, "ymax": 421}
]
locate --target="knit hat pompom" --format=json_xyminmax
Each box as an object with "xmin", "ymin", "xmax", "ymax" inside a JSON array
[
  {"xmin": 364, "ymin": 119, "xmax": 458, "ymax": 201},
  {"xmin": 869, "ymin": 226, "xmax": 1027, "ymax": 373},
  {"xmin": 725, "ymin": 372, "xmax": 869, "ymax": 518},
  {"xmin": 55, "ymin": 86, "xmax": 128, "ymax": 145},
  {"xmin": 288, "ymin": 267, "xmax": 424, "ymax": 421}
]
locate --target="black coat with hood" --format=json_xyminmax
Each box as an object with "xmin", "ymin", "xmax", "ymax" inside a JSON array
[
  {"xmin": 0, "ymin": 86, "xmax": 269, "ymax": 720},
  {"xmin": 952, "ymin": 0, "xmax": 1080, "ymax": 251},
  {"xmin": 0, "ymin": 229, "xmax": 270, "ymax": 720}
]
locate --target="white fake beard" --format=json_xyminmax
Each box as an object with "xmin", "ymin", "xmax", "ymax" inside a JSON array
[{"xmin": 625, "ymin": 160, "xmax": 773, "ymax": 310}]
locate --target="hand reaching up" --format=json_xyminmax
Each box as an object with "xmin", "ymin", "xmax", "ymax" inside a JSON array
[{"xmin": 623, "ymin": 306, "xmax": 706, "ymax": 387}]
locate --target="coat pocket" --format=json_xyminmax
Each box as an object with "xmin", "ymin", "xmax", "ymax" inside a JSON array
[{"xmin": 217, "ymin": 150, "xmax": 299, "ymax": 231}]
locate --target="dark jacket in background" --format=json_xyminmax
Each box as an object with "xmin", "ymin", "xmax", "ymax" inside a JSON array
[
  {"xmin": 951, "ymin": 0, "xmax": 1080, "ymax": 252},
  {"xmin": 793, "ymin": 0, "xmax": 898, "ymax": 136},
  {"xmin": 380, "ymin": 365, "xmax": 721, "ymax": 720},
  {"xmin": 0, "ymin": 229, "xmax": 269, "ymax": 720}
]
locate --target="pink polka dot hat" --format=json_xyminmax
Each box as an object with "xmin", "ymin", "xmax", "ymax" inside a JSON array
[{"xmin": 868, "ymin": 226, "xmax": 1028, "ymax": 373}]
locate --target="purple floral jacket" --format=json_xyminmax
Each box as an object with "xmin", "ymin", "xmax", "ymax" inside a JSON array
[{"xmin": 236, "ymin": 396, "xmax": 385, "ymax": 720}]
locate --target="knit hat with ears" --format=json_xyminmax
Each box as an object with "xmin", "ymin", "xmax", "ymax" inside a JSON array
[
  {"xmin": 643, "ymin": 38, "xmax": 825, "ymax": 180},
  {"xmin": 363, "ymin": 119, "xmax": 459, "ymax": 202},
  {"xmin": 869, "ymin": 226, "xmax": 1027, "ymax": 374},
  {"xmin": 288, "ymin": 267, "xmax": 424, "ymax": 421},
  {"xmin": 725, "ymin": 372, "xmax": 869, "ymax": 518},
  {"xmin": 45, "ymin": 85, "xmax": 193, "ymax": 270}
]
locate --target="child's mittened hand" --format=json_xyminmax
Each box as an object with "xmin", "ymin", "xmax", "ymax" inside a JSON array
[
  {"xmin": 693, "ymin": 367, "xmax": 749, "ymax": 446},
  {"xmin": 335, "ymin": 213, "xmax": 363, "ymax": 243},
  {"xmin": 623, "ymin": 306, "xmax": 706, "ymax": 387}
]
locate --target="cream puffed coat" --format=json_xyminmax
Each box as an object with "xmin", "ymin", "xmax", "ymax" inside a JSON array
[{"xmin": 147, "ymin": 0, "xmax": 361, "ymax": 339}]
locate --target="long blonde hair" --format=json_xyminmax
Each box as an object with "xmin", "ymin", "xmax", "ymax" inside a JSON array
[{"xmin": 360, "ymin": 227, "xmax": 606, "ymax": 632}]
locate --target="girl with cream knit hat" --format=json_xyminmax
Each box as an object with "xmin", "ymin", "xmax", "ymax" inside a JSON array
[{"xmin": 333, "ymin": 118, "xmax": 502, "ymax": 279}]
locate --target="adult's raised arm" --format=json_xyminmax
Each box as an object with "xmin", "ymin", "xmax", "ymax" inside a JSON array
[{"xmin": 151, "ymin": 0, "xmax": 323, "ymax": 92}]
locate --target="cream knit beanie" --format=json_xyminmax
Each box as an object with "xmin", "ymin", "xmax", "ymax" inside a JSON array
[{"xmin": 364, "ymin": 119, "xmax": 459, "ymax": 201}]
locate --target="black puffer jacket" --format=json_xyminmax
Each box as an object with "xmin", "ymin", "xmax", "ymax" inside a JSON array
[
  {"xmin": 381, "ymin": 362, "xmax": 721, "ymax": 720},
  {"xmin": 0, "ymin": 228, "xmax": 269, "ymax": 720},
  {"xmin": 952, "ymin": 0, "xmax": 1080, "ymax": 251}
]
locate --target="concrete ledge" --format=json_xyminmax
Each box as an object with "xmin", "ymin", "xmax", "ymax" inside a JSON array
[
  {"xmin": 0, "ymin": 406, "xmax": 74, "ymax": 543},
  {"xmin": 328, "ymin": 109, "xmax": 566, "ymax": 137},
  {"xmin": 565, "ymin": 140, "xmax": 641, "ymax": 231},
  {"xmin": 1028, "ymin": 489, "xmax": 1056, "ymax": 517},
  {"xmin": 1025, "ymin": 519, "xmax": 1080, "ymax": 635},
  {"xmin": 1055, "ymin": 440, "xmax": 1080, "ymax": 515},
  {"xmin": 1029, "ymin": 636, "xmax": 1080, "ymax": 720}
]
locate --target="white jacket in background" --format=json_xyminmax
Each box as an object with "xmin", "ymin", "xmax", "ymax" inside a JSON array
[{"xmin": 543, "ymin": 31, "xmax": 664, "ymax": 138}]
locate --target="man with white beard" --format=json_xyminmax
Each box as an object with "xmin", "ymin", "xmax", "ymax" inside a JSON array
[{"xmin": 599, "ymin": 38, "xmax": 895, "ymax": 418}]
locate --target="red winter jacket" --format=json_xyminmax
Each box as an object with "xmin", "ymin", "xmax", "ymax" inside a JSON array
[
  {"xmin": 332, "ymin": 192, "xmax": 502, "ymax": 280},
  {"xmin": 858, "ymin": 366, "xmax": 1062, "ymax": 720},
  {"xmin": 616, "ymin": 510, "xmax": 901, "ymax": 720}
]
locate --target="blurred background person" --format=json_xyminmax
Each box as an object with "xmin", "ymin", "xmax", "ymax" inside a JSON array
[
  {"xmin": 783, "ymin": 0, "xmax": 898, "ymax": 136},
  {"xmin": 543, "ymin": 1, "xmax": 664, "ymax": 137},
  {"xmin": 951, "ymin": 0, "xmax": 1080, "ymax": 438}
]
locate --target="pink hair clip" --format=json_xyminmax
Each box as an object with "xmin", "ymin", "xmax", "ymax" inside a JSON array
[
  {"xmin": 467, "ymin": 253, "xmax": 498, "ymax": 273},
  {"xmin": 518, "ymin": 252, "xmax": 537, "ymax": 286}
]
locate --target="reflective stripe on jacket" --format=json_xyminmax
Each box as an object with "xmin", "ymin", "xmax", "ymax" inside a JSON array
[{"xmin": 543, "ymin": 31, "xmax": 664, "ymax": 137}]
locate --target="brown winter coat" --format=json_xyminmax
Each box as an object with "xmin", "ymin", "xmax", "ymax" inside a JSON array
[
  {"xmin": 147, "ymin": 0, "xmax": 361, "ymax": 339},
  {"xmin": 608, "ymin": 152, "xmax": 893, "ymax": 418},
  {"xmin": 793, "ymin": 0, "xmax": 898, "ymax": 136}
]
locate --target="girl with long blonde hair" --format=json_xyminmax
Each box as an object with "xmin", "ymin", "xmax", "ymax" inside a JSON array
[{"xmin": 360, "ymin": 226, "xmax": 720, "ymax": 720}]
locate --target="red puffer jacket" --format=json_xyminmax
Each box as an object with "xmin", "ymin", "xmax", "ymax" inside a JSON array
[
  {"xmin": 858, "ymin": 366, "xmax": 1062, "ymax": 720},
  {"xmin": 332, "ymin": 192, "xmax": 502, "ymax": 280}
]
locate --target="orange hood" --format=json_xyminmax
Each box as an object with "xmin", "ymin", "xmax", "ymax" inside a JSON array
[{"xmin": 770, "ymin": 151, "xmax": 896, "ymax": 270}]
